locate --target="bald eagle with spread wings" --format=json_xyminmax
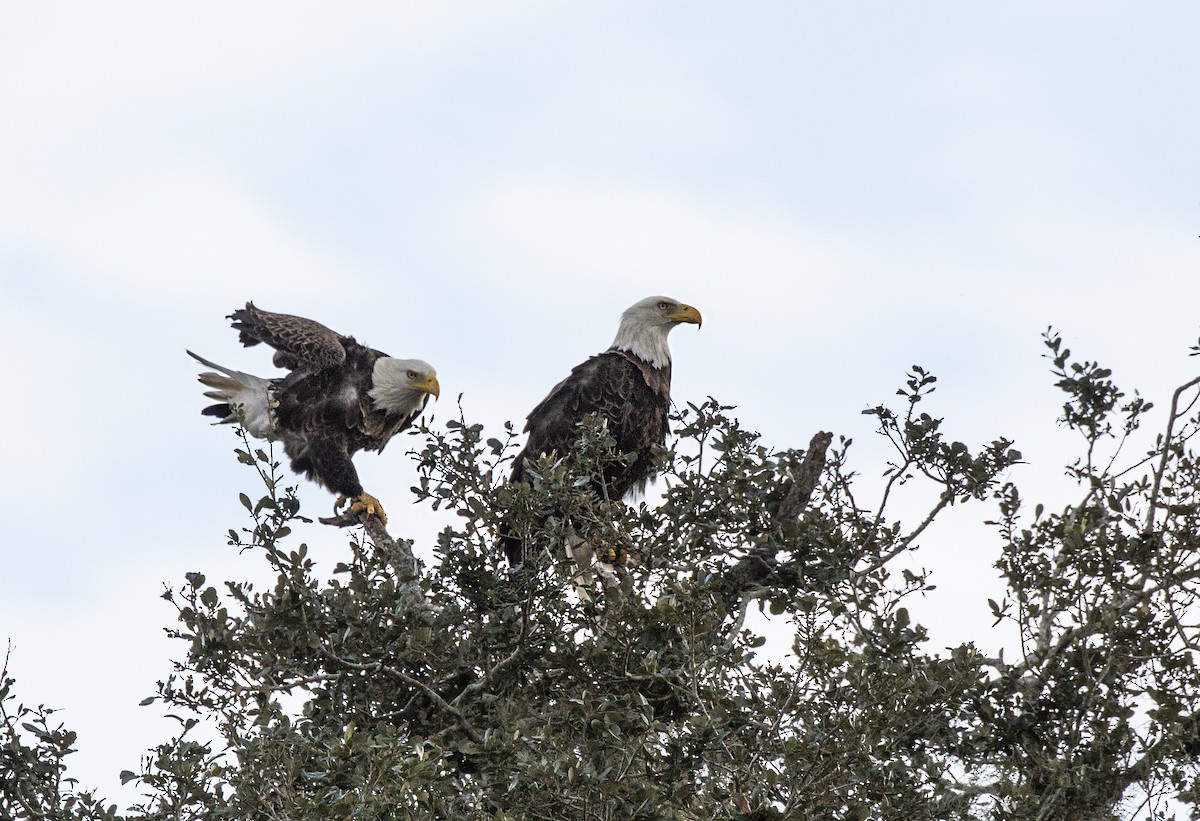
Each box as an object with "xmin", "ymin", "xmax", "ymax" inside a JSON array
[
  {"xmin": 188, "ymin": 303, "xmax": 439, "ymax": 526},
  {"xmin": 503, "ymin": 295, "xmax": 702, "ymax": 566}
]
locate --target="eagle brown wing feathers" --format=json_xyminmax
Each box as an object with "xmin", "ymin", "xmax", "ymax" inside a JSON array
[
  {"xmin": 229, "ymin": 302, "xmax": 347, "ymax": 372},
  {"xmin": 504, "ymin": 351, "xmax": 671, "ymax": 565},
  {"xmin": 513, "ymin": 350, "xmax": 671, "ymax": 495}
]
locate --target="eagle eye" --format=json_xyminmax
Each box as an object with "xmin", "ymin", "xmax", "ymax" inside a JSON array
[
  {"xmin": 657, "ymin": 301, "xmax": 670, "ymax": 311},
  {"xmin": 407, "ymin": 370, "xmax": 418, "ymax": 380}
]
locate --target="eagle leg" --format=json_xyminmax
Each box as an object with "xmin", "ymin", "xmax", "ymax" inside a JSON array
[{"xmin": 337, "ymin": 491, "xmax": 388, "ymax": 526}]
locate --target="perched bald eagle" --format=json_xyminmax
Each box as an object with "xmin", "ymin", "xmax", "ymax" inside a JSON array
[
  {"xmin": 189, "ymin": 303, "xmax": 439, "ymax": 526},
  {"xmin": 503, "ymin": 295, "xmax": 702, "ymax": 566}
]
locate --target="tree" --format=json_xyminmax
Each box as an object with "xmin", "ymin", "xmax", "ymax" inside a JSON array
[
  {"xmin": 0, "ymin": 651, "xmax": 120, "ymax": 821},
  {"xmin": 5, "ymin": 331, "xmax": 1200, "ymax": 820}
]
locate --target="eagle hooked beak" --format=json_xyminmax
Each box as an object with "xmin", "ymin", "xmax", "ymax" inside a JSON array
[
  {"xmin": 667, "ymin": 303, "xmax": 703, "ymax": 329},
  {"xmin": 417, "ymin": 373, "xmax": 441, "ymax": 399}
]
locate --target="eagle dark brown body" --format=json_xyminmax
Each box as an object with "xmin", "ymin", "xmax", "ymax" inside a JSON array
[
  {"xmin": 268, "ymin": 342, "xmax": 419, "ymax": 503},
  {"xmin": 511, "ymin": 350, "xmax": 672, "ymax": 501}
]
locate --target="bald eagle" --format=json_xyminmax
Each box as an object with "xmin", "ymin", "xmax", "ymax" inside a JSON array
[
  {"xmin": 503, "ymin": 295, "xmax": 702, "ymax": 566},
  {"xmin": 188, "ymin": 303, "xmax": 440, "ymax": 526}
]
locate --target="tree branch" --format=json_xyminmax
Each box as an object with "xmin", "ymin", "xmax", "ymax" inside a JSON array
[
  {"xmin": 322, "ymin": 648, "xmax": 482, "ymax": 744},
  {"xmin": 319, "ymin": 510, "xmax": 428, "ymax": 609},
  {"xmin": 718, "ymin": 431, "xmax": 832, "ymax": 611},
  {"xmin": 1146, "ymin": 374, "xmax": 1200, "ymax": 532}
]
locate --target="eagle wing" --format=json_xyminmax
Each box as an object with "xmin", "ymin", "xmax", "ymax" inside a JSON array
[
  {"xmin": 228, "ymin": 302, "xmax": 347, "ymax": 372},
  {"xmin": 503, "ymin": 350, "xmax": 670, "ymax": 565},
  {"xmin": 513, "ymin": 351, "xmax": 669, "ymax": 488}
]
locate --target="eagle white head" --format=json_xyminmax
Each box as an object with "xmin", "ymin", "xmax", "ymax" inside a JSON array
[
  {"xmin": 609, "ymin": 295, "xmax": 702, "ymax": 369},
  {"xmin": 369, "ymin": 358, "xmax": 440, "ymax": 416}
]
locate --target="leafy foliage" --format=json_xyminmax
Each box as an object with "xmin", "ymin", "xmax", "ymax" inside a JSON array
[
  {"xmin": 7, "ymin": 333, "xmax": 1200, "ymax": 819},
  {"xmin": 0, "ymin": 654, "xmax": 120, "ymax": 821}
]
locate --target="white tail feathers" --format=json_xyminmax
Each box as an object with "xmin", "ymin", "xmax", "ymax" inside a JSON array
[{"xmin": 187, "ymin": 350, "xmax": 277, "ymax": 439}]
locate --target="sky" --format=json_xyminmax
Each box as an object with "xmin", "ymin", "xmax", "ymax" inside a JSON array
[{"xmin": 1, "ymin": 1, "xmax": 1198, "ymax": 808}]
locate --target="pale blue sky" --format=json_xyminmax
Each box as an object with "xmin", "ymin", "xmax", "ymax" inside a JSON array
[{"xmin": 1, "ymin": 2, "xmax": 1198, "ymax": 805}]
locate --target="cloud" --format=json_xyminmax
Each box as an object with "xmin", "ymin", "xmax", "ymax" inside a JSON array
[
  {"xmin": 0, "ymin": 309, "xmax": 88, "ymax": 495},
  {"xmin": 464, "ymin": 172, "xmax": 882, "ymax": 314},
  {"xmin": 1, "ymin": 161, "xmax": 359, "ymax": 307},
  {"xmin": 0, "ymin": 3, "xmax": 546, "ymax": 131}
]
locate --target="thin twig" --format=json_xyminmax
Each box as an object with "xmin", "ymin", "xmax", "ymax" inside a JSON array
[
  {"xmin": 856, "ymin": 487, "xmax": 954, "ymax": 575},
  {"xmin": 323, "ymin": 648, "xmax": 482, "ymax": 744},
  {"xmin": 1146, "ymin": 374, "xmax": 1200, "ymax": 532}
]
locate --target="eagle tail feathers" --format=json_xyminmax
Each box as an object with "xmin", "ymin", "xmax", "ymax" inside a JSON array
[
  {"xmin": 201, "ymin": 402, "xmax": 232, "ymax": 421},
  {"xmin": 187, "ymin": 350, "xmax": 276, "ymax": 438}
]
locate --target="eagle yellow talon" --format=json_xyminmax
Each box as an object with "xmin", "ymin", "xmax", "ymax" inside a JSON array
[
  {"xmin": 346, "ymin": 491, "xmax": 387, "ymax": 525},
  {"xmin": 600, "ymin": 545, "xmax": 629, "ymax": 566}
]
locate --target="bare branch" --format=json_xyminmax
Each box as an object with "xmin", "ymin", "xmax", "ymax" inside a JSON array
[
  {"xmin": 323, "ymin": 648, "xmax": 482, "ymax": 745},
  {"xmin": 717, "ymin": 431, "xmax": 833, "ymax": 613},
  {"xmin": 1146, "ymin": 374, "xmax": 1200, "ymax": 531}
]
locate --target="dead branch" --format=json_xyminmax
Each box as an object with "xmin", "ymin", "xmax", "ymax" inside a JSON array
[
  {"xmin": 319, "ymin": 510, "xmax": 427, "ymax": 608},
  {"xmin": 720, "ymin": 431, "xmax": 833, "ymax": 613}
]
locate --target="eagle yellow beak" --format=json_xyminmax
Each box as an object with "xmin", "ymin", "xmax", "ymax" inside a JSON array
[
  {"xmin": 415, "ymin": 373, "xmax": 441, "ymax": 399},
  {"xmin": 667, "ymin": 303, "xmax": 703, "ymax": 328}
]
